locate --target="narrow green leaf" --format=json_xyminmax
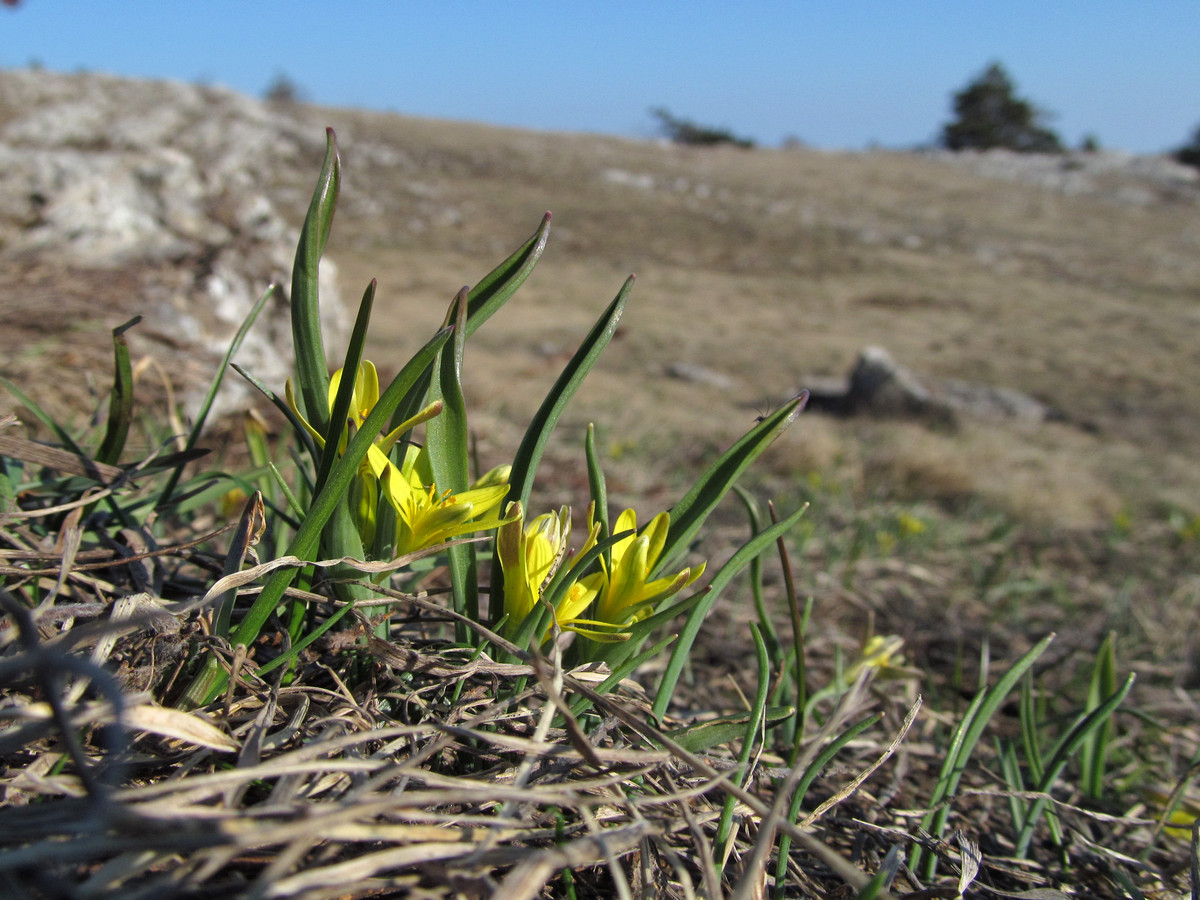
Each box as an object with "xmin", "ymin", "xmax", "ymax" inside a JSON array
[
  {"xmin": 1014, "ymin": 672, "xmax": 1134, "ymax": 856},
  {"xmin": 997, "ymin": 738, "xmax": 1029, "ymax": 833},
  {"xmin": 584, "ymin": 423, "xmax": 610, "ymax": 558},
  {"xmin": 733, "ymin": 485, "xmax": 781, "ymax": 661},
  {"xmin": 507, "ymin": 277, "xmax": 631, "ymax": 513},
  {"xmin": 315, "ymin": 279, "xmax": 376, "ymax": 495},
  {"xmin": 95, "ymin": 316, "xmax": 138, "ymax": 466},
  {"xmin": 464, "ymin": 212, "xmax": 551, "ymax": 338},
  {"xmin": 652, "ymin": 503, "xmax": 808, "ymax": 719},
  {"xmin": 774, "ymin": 713, "xmax": 882, "ymax": 893},
  {"xmin": 213, "ymin": 491, "xmax": 264, "ymax": 638},
  {"xmin": 658, "ymin": 392, "xmax": 807, "ymax": 577},
  {"xmin": 912, "ymin": 632, "xmax": 1055, "ymax": 878},
  {"xmin": 715, "ymin": 623, "xmax": 773, "ymax": 860},
  {"xmin": 179, "ymin": 325, "xmax": 452, "ymax": 707},
  {"xmin": 231, "ymin": 362, "xmax": 319, "ymax": 464},
  {"xmin": 1081, "ymin": 632, "xmax": 1118, "ymax": 799},
  {"xmin": 669, "ymin": 704, "xmax": 792, "ymax": 755},
  {"xmin": 426, "ymin": 288, "xmax": 477, "ymax": 632},
  {"xmin": 573, "ymin": 635, "xmax": 676, "ymax": 712},
  {"xmin": 291, "ymin": 128, "xmax": 340, "ymax": 433}
]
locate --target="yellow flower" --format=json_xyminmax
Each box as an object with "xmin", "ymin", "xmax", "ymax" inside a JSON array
[
  {"xmin": 589, "ymin": 508, "xmax": 705, "ymax": 629},
  {"xmin": 380, "ymin": 444, "xmax": 511, "ymax": 558},
  {"xmin": 285, "ymin": 360, "xmax": 443, "ymax": 550},
  {"xmin": 288, "ymin": 361, "xmax": 440, "ymax": 471},
  {"xmin": 497, "ymin": 503, "xmax": 627, "ymax": 643}
]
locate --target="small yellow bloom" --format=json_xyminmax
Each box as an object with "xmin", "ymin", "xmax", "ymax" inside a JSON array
[
  {"xmin": 843, "ymin": 634, "xmax": 924, "ymax": 686},
  {"xmin": 380, "ymin": 444, "xmax": 511, "ymax": 558},
  {"xmin": 589, "ymin": 508, "xmax": 705, "ymax": 629},
  {"xmin": 286, "ymin": 360, "xmax": 444, "ymax": 551},
  {"xmin": 497, "ymin": 503, "xmax": 624, "ymax": 643}
]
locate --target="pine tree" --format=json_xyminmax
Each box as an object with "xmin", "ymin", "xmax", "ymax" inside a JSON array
[
  {"xmin": 942, "ymin": 62, "xmax": 1063, "ymax": 153},
  {"xmin": 1174, "ymin": 125, "xmax": 1200, "ymax": 170}
]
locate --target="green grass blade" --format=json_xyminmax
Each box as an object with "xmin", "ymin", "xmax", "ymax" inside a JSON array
[
  {"xmin": 230, "ymin": 363, "xmax": 319, "ymax": 463},
  {"xmin": 584, "ymin": 423, "xmax": 610, "ymax": 564},
  {"xmin": 426, "ymin": 289, "xmax": 477, "ymax": 632},
  {"xmin": 314, "ymin": 279, "xmax": 375, "ymax": 495},
  {"xmin": 668, "ymin": 706, "xmax": 794, "ymax": 756},
  {"xmin": 997, "ymin": 738, "xmax": 1028, "ymax": 833},
  {"xmin": 463, "ymin": 212, "xmax": 551, "ymax": 338},
  {"xmin": 912, "ymin": 632, "xmax": 1055, "ymax": 879},
  {"xmin": 651, "ymin": 503, "xmax": 807, "ymax": 720},
  {"xmin": 1014, "ymin": 672, "xmax": 1135, "ymax": 857},
  {"xmin": 506, "ymin": 277, "xmax": 631, "ymax": 513},
  {"xmin": 574, "ymin": 635, "xmax": 676, "ymax": 711},
  {"xmin": 715, "ymin": 622, "xmax": 772, "ymax": 860},
  {"xmin": 1081, "ymin": 631, "xmax": 1119, "ymax": 800},
  {"xmin": 213, "ymin": 492, "xmax": 264, "ymax": 638},
  {"xmin": 179, "ymin": 325, "xmax": 452, "ymax": 707},
  {"xmin": 1020, "ymin": 672, "xmax": 1046, "ymax": 784},
  {"xmin": 733, "ymin": 485, "xmax": 782, "ymax": 667},
  {"xmin": 290, "ymin": 128, "xmax": 340, "ymax": 433},
  {"xmin": 774, "ymin": 713, "xmax": 882, "ymax": 895},
  {"xmin": 95, "ymin": 316, "xmax": 138, "ymax": 466},
  {"xmin": 657, "ymin": 392, "xmax": 807, "ymax": 577}
]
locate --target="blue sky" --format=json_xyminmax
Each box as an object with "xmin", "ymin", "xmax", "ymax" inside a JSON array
[{"xmin": 3, "ymin": 1, "xmax": 1197, "ymax": 153}]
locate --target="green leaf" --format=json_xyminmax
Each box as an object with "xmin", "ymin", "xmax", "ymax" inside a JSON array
[
  {"xmin": 463, "ymin": 212, "xmax": 551, "ymax": 338},
  {"xmin": 95, "ymin": 316, "xmax": 139, "ymax": 466},
  {"xmin": 658, "ymin": 392, "xmax": 807, "ymax": 577},
  {"xmin": 584, "ymin": 423, "xmax": 610, "ymax": 556},
  {"xmin": 652, "ymin": 503, "xmax": 808, "ymax": 720},
  {"xmin": 314, "ymin": 279, "xmax": 376, "ymax": 493},
  {"xmin": 1014, "ymin": 672, "xmax": 1134, "ymax": 857},
  {"xmin": 912, "ymin": 633, "xmax": 1055, "ymax": 879},
  {"xmin": 179, "ymin": 324, "xmax": 452, "ymax": 708},
  {"xmin": 774, "ymin": 713, "xmax": 881, "ymax": 892},
  {"xmin": 426, "ymin": 288, "xmax": 478, "ymax": 632},
  {"xmin": 715, "ymin": 622, "xmax": 773, "ymax": 864},
  {"xmin": 507, "ymin": 277, "xmax": 632, "ymax": 514},
  {"xmin": 290, "ymin": 128, "xmax": 340, "ymax": 434},
  {"xmin": 668, "ymin": 704, "xmax": 793, "ymax": 755},
  {"xmin": 1081, "ymin": 631, "xmax": 1118, "ymax": 800}
]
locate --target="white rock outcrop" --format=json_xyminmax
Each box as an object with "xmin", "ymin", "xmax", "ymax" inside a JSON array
[{"xmin": 0, "ymin": 69, "xmax": 349, "ymax": 420}]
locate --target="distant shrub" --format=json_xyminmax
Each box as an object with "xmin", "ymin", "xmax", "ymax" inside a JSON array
[
  {"xmin": 650, "ymin": 107, "xmax": 755, "ymax": 148},
  {"xmin": 264, "ymin": 71, "xmax": 308, "ymax": 106},
  {"xmin": 941, "ymin": 62, "xmax": 1063, "ymax": 154},
  {"xmin": 1174, "ymin": 124, "xmax": 1200, "ymax": 170}
]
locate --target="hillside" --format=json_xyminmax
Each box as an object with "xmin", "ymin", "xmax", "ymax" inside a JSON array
[
  {"xmin": 4, "ymin": 69, "xmax": 1199, "ymax": 528},
  {"xmin": 314, "ymin": 101, "xmax": 1200, "ymax": 530},
  {"xmin": 3, "ymin": 67, "xmax": 1200, "ymax": 898}
]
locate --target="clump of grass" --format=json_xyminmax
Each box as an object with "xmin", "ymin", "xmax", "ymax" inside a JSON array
[{"xmin": 0, "ymin": 128, "xmax": 1190, "ymax": 898}]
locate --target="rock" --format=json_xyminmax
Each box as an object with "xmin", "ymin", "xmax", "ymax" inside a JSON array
[
  {"xmin": 0, "ymin": 69, "xmax": 349, "ymax": 421},
  {"xmin": 803, "ymin": 346, "xmax": 1051, "ymax": 426},
  {"xmin": 665, "ymin": 361, "xmax": 734, "ymax": 390},
  {"xmin": 846, "ymin": 346, "xmax": 941, "ymax": 419}
]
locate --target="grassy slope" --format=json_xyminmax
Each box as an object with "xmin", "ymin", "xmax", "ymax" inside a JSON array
[
  {"xmin": 312, "ymin": 107, "xmax": 1200, "ymax": 531},
  {"xmin": 292, "ymin": 109, "xmax": 1200, "ymax": 707}
]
